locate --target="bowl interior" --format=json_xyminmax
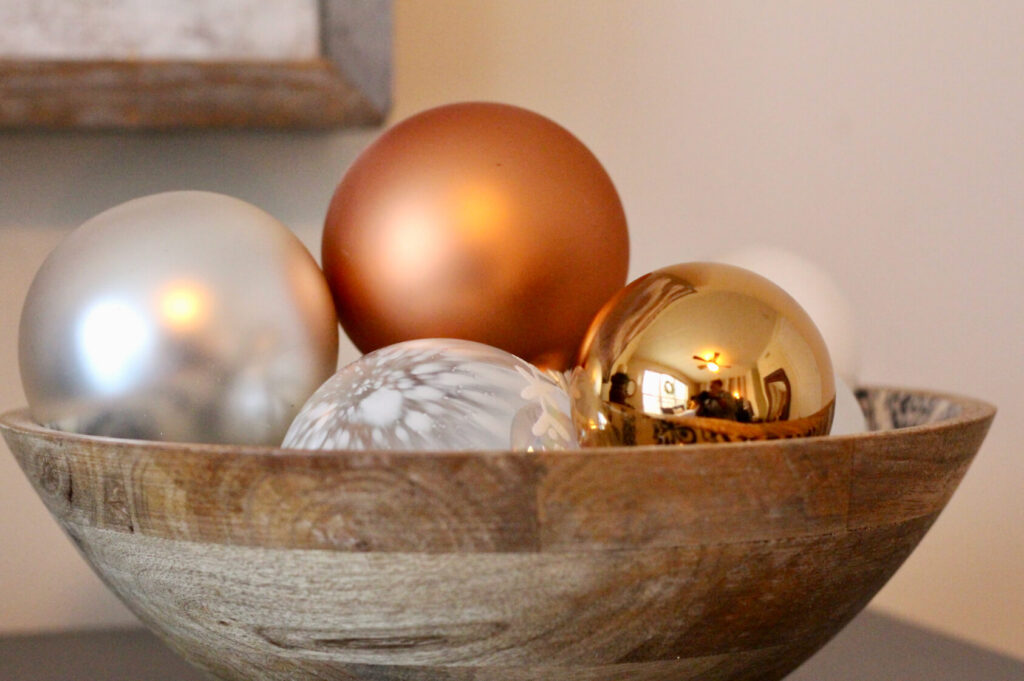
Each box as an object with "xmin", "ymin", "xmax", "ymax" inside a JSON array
[{"xmin": 855, "ymin": 385, "xmax": 968, "ymax": 430}]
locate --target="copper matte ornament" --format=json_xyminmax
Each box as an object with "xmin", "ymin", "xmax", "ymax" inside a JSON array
[
  {"xmin": 19, "ymin": 191, "xmax": 339, "ymax": 445},
  {"xmin": 322, "ymin": 102, "xmax": 630, "ymax": 371},
  {"xmin": 571, "ymin": 262, "xmax": 835, "ymax": 446}
]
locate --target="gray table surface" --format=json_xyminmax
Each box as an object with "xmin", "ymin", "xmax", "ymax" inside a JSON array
[{"xmin": 1, "ymin": 610, "xmax": 1021, "ymax": 680}]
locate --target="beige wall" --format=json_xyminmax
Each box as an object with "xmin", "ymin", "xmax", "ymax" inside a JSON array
[{"xmin": 1, "ymin": 0, "xmax": 1021, "ymax": 659}]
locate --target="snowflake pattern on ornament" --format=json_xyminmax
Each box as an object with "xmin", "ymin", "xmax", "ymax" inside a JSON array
[{"xmin": 282, "ymin": 339, "xmax": 577, "ymax": 451}]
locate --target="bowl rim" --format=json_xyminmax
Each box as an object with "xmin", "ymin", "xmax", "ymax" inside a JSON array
[{"xmin": 0, "ymin": 384, "xmax": 996, "ymax": 460}]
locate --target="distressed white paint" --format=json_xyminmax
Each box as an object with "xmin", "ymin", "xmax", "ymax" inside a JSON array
[{"xmin": 0, "ymin": 0, "xmax": 319, "ymax": 61}]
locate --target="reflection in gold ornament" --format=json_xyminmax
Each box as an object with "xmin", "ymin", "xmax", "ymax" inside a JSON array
[
  {"xmin": 693, "ymin": 351, "xmax": 730, "ymax": 373},
  {"xmin": 571, "ymin": 262, "xmax": 836, "ymax": 446}
]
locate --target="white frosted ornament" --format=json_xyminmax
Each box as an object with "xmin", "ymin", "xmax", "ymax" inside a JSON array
[
  {"xmin": 714, "ymin": 247, "xmax": 860, "ymax": 387},
  {"xmin": 830, "ymin": 375, "xmax": 868, "ymax": 436},
  {"xmin": 18, "ymin": 191, "xmax": 339, "ymax": 445},
  {"xmin": 282, "ymin": 339, "xmax": 577, "ymax": 451}
]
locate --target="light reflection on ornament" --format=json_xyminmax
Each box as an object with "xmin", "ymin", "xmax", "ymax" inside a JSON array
[
  {"xmin": 456, "ymin": 182, "xmax": 509, "ymax": 237},
  {"xmin": 160, "ymin": 282, "xmax": 209, "ymax": 331},
  {"xmin": 383, "ymin": 210, "xmax": 445, "ymax": 287},
  {"xmin": 76, "ymin": 299, "xmax": 154, "ymax": 394}
]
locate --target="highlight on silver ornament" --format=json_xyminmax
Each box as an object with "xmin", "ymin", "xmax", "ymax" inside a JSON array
[
  {"xmin": 18, "ymin": 191, "xmax": 339, "ymax": 445},
  {"xmin": 282, "ymin": 338, "xmax": 577, "ymax": 451}
]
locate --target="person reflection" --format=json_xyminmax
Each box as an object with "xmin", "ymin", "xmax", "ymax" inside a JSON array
[
  {"xmin": 695, "ymin": 379, "xmax": 740, "ymax": 420},
  {"xmin": 735, "ymin": 395, "xmax": 753, "ymax": 423},
  {"xmin": 609, "ymin": 371, "xmax": 632, "ymax": 406}
]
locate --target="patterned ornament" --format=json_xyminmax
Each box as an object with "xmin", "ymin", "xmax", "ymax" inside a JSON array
[
  {"xmin": 571, "ymin": 262, "xmax": 835, "ymax": 446},
  {"xmin": 283, "ymin": 339, "xmax": 577, "ymax": 451},
  {"xmin": 18, "ymin": 191, "xmax": 339, "ymax": 445}
]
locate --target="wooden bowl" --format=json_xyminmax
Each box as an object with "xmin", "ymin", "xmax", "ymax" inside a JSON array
[{"xmin": 0, "ymin": 386, "xmax": 994, "ymax": 681}]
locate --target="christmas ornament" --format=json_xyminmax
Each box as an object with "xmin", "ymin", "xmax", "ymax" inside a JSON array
[
  {"xmin": 571, "ymin": 262, "xmax": 835, "ymax": 446},
  {"xmin": 714, "ymin": 247, "xmax": 860, "ymax": 387},
  {"xmin": 19, "ymin": 191, "xmax": 339, "ymax": 445},
  {"xmin": 830, "ymin": 375, "xmax": 868, "ymax": 435},
  {"xmin": 282, "ymin": 338, "xmax": 576, "ymax": 451},
  {"xmin": 321, "ymin": 101, "xmax": 629, "ymax": 371}
]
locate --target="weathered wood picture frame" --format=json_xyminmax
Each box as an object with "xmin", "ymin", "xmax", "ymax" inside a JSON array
[{"xmin": 0, "ymin": 0, "xmax": 391, "ymax": 129}]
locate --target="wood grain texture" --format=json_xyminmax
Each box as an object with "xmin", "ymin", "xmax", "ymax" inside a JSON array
[
  {"xmin": 0, "ymin": 387, "xmax": 996, "ymax": 681},
  {"xmin": 537, "ymin": 436, "xmax": 853, "ymax": 550},
  {"xmin": 66, "ymin": 516, "xmax": 931, "ymax": 679},
  {"xmin": 0, "ymin": 0, "xmax": 390, "ymax": 129},
  {"xmin": 0, "ymin": 59, "xmax": 382, "ymax": 129},
  {"xmin": 5, "ymin": 432, "xmax": 541, "ymax": 552}
]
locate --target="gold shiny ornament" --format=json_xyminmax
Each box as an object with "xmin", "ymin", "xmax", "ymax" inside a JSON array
[
  {"xmin": 571, "ymin": 262, "xmax": 835, "ymax": 446},
  {"xmin": 322, "ymin": 102, "xmax": 630, "ymax": 371}
]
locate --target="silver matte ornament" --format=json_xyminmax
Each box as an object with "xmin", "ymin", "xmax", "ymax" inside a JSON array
[
  {"xmin": 19, "ymin": 191, "xmax": 339, "ymax": 445},
  {"xmin": 282, "ymin": 339, "xmax": 577, "ymax": 451}
]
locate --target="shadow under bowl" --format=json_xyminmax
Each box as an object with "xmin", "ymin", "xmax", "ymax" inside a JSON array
[{"xmin": 0, "ymin": 386, "xmax": 995, "ymax": 681}]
